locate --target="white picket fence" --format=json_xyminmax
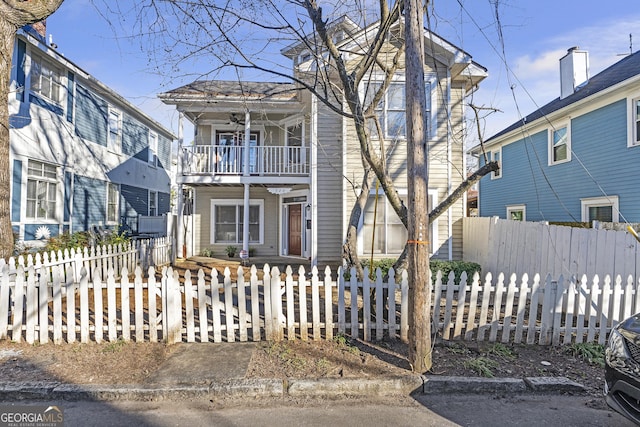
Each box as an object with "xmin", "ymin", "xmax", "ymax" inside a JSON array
[{"xmin": 0, "ymin": 259, "xmax": 631, "ymax": 345}]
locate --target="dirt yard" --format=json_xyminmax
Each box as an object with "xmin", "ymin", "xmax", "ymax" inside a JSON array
[{"xmin": 0, "ymin": 337, "xmax": 605, "ymax": 400}]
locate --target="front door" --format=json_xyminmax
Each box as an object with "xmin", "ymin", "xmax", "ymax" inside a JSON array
[{"xmin": 288, "ymin": 204, "xmax": 302, "ymax": 256}]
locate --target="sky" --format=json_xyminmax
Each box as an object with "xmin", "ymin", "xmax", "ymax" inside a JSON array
[{"xmin": 44, "ymin": 0, "xmax": 640, "ymax": 143}]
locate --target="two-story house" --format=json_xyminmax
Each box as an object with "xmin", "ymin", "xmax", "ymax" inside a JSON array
[
  {"xmin": 10, "ymin": 23, "xmax": 174, "ymax": 246},
  {"xmin": 160, "ymin": 17, "xmax": 486, "ymax": 266},
  {"xmin": 472, "ymin": 48, "xmax": 640, "ymax": 225}
]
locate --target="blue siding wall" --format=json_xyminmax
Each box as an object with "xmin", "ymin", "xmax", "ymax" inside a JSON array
[
  {"xmin": 75, "ymin": 84, "xmax": 107, "ymax": 146},
  {"xmin": 66, "ymin": 72, "xmax": 75, "ymax": 123},
  {"xmin": 24, "ymin": 224, "xmax": 60, "ymax": 240},
  {"xmin": 122, "ymin": 114, "xmax": 149, "ymax": 161},
  {"xmin": 16, "ymin": 40, "xmax": 25, "ymax": 102},
  {"xmin": 72, "ymin": 176, "xmax": 106, "ymax": 232},
  {"xmin": 11, "ymin": 160, "xmax": 21, "ymax": 223},
  {"xmin": 64, "ymin": 171, "xmax": 72, "ymax": 222},
  {"xmin": 157, "ymin": 134, "xmax": 172, "ymax": 170},
  {"xmin": 121, "ymin": 184, "xmax": 149, "ymax": 217},
  {"xmin": 479, "ymin": 99, "xmax": 638, "ymax": 221}
]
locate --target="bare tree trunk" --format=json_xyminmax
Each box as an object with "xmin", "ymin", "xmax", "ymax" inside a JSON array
[
  {"xmin": 0, "ymin": 21, "xmax": 14, "ymax": 259},
  {"xmin": 405, "ymin": 0, "xmax": 431, "ymax": 373},
  {"xmin": 0, "ymin": 1, "xmax": 65, "ymax": 259},
  {"xmin": 342, "ymin": 168, "xmax": 372, "ymax": 280},
  {"xmin": 393, "ymin": 160, "xmax": 499, "ymax": 273}
]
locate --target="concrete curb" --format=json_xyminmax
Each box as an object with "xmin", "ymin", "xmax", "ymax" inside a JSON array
[{"xmin": 0, "ymin": 376, "xmax": 587, "ymax": 401}]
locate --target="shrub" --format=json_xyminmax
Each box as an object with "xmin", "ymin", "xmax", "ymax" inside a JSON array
[
  {"xmin": 200, "ymin": 247, "xmax": 214, "ymax": 257},
  {"xmin": 430, "ymin": 260, "xmax": 481, "ymax": 282},
  {"xmin": 358, "ymin": 258, "xmax": 480, "ymax": 282}
]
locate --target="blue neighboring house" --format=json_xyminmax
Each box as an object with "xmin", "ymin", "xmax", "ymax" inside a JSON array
[
  {"xmin": 10, "ymin": 23, "xmax": 174, "ymax": 246},
  {"xmin": 471, "ymin": 47, "xmax": 640, "ymax": 224}
]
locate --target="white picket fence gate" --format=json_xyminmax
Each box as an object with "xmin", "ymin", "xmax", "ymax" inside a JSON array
[{"xmin": 0, "ymin": 259, "xmax": 631, "ymax": 345}]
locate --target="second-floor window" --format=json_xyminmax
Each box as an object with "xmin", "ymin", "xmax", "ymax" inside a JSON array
[
  {"xmin": 26, "ymin": 160, "xmax": 57, "ymax": 220},
  {"xmin": 108, "ymin": 108, "xmax": 122, "ymax": 152},
  {"xmin": 549, "ymin": 123, "xmax": 571, "ymax": 164},
  {"xmin": 30, "ymin": 55, "xmax": 63, "ymax": 104},
  {"xmin": 148, "ymin": 132, "xmax": 158, "ymax": 166},
  {"xmin": 361, "ymin": 80, "xmax": 432, "ymax": 140}
]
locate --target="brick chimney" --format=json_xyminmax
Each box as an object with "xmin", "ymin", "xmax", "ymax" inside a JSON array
[
  {"xmin": 560, "ymin": 47, "xmax": 589, "ymax": 99},
  {"xmin": 30, "ymin": 20, "xmax": 46, "ymax": 38}
]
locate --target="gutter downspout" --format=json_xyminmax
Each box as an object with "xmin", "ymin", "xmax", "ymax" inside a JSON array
[
  {"xmin": 447, "ymin": 74, "xmax": 453, "ymax": 260},
  {"xmin": 311, "ymin": 95, "xmax": 318, "ymax": 267}
]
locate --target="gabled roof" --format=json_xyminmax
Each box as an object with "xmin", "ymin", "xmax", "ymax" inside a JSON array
[{"xmin": 485, "ymin": 50, "xmax": 640, "ymax": 144}]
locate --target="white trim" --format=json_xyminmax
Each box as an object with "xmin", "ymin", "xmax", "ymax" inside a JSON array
[
  {"xmin": 490, "ymin": 147, "xmax": 502, "ymax": 179},
  {"xmin": 105, "ymin": 182, "xmax": 120, "ymax": 225},
  {"xmin": 506, "ymin": 204, "xmax": 526, "ymax": 221},
  {"xmin": 581, "ymin": 195, "xmax": 619, "ymax": 222},
  {"xmin": 628, "ymin": 95, "xmax": 640, "ymax": 147},
  {"xmin": 548, "ymin": 121, "xmax": 571, "ymax": 165},
  {"xmin": 210, "ymin": 198, "xmax": 265, "ymax": 244}
]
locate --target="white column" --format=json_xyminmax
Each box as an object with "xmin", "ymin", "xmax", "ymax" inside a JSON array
[
  {"xmin": 176, "ymin": 112, "xmax": 185, "ymax": 258},
  {"xmin": 243, "ymin": 111, "xmax": 251, "ymax": 177},
  {"xmin": 243, "ymin": 184, "xmax": 250, "ymax": 255}
]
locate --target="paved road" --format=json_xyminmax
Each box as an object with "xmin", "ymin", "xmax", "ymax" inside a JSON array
[{"xmin": 2, "ymin": 394, "xmax": 631, "ymax": 427}]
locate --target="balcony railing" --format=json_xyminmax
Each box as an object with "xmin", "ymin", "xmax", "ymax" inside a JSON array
[{"xmin": 182, "ymin": 145, "xmax": 310, "ymax": 176}]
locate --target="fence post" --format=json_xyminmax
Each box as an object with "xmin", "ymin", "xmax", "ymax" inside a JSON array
[
  {"xmin": 163, "ymin": 267, "xmax": 182, "ymax": 344},
  {"xmin": 540, "ymin": 275, "xmax": 557, "ymax": 345}
]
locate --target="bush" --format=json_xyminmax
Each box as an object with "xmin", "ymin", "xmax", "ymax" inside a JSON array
[
  {"xmin": 200, "ymin": 247, "xmax": 214, "ymax": 257},
  {"xmin": 430, "ymin": 260, "xmax": 481, "ymax": 282},
  {"xmin": 358, "ymin": 258, "xmax": 481, "ymax": 282}
]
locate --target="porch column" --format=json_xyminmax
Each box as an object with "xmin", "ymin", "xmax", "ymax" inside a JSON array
[
  {"xmin": 310, "ymin": 95, "xmax": 318, "ymax": 267},
  {"xmin": 242, "ymin": 183, "xmax": 250, "ymax": 256},
  {"xmin": 176, "ymin": 112, "xmax": 185, "ymax": 258},
  {"xmin": 243, "ymin": 110, "xmax": 251, "ymax": 177}
]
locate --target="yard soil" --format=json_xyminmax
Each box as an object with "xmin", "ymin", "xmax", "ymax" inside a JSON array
[{"xmin": 0, "ymin": 338, "xmax": 605, "ymax": 402}]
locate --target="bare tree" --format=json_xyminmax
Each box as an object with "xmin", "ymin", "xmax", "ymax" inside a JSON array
[
  {"xmin": 99, "ymin": 0, "xmax": 498, "ymax": 371},
  {"xmin": 0, "ymin": 1, "xmax": 65, "ymax": 258}
]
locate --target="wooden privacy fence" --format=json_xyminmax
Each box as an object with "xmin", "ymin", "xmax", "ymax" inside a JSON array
[
  {"xmin": 0, "ymin": 260, "xmax": 632, "ymax": 346},
  {"xmin": 463, "ymin": 216, "xmax": 640, "ymax": 281}
]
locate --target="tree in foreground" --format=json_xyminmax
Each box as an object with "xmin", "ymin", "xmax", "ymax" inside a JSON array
[{"xmin": 0, "ymin": 1, "xmax": 65, "ymax": 258}]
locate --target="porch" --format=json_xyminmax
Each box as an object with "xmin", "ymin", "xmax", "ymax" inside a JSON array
[{"xmin": 182, "ymin": 145, "xmax": 310, "ymax": 177}]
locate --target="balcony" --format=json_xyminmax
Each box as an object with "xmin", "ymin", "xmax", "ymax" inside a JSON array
[{"xmin": 181, "ymin": 145, "xmax": 310, "ymax": 183}]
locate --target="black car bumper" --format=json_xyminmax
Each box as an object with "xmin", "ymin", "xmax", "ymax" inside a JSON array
[{"xmin": 605, "ymin": 366, "xmax": 640, "ymax": 425}]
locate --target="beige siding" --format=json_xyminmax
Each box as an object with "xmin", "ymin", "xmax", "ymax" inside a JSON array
[
  {"xmin": 315, "ymin": 99, "xmax": 344, "ymax": 265},
  {"xmin": 342, "ymin": 57, "xmax": 470, "ymax": 260},
  {"xmin": 193, "ymin": 186, "xmax": 280, "ymax": 257},
  {"xmin": 196, "ymin": 125, "xmax": 211, "ymax": 145}
]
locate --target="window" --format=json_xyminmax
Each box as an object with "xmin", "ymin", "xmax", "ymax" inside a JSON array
[
  {"xmin": 491, "ymin": 149, "xmax": 502, "ymax": 179},
  {"xmin": 149, "ymin": 191, "xmax": 157, "ymax": 216},
  {"xmin": 286, "ymin": 121, "xmax": 304, "ymax": 165},
  {"xmin": 108, "ymin": 108, "xmax": 122, "ymax": 152},
  {"xmin": 26, "ymin": 160, "xmax": 57, "ymax": 220},
  {"xmin": 148, "ymin": 132, "xmax": 158, "ymax": 166},
  {"xmin": 107, "ymin": 183, "xmax": 119, "ymax": 224},
  {"xmin": 361, "ymin": 189, "xmax": 438, "ymax": 255},
  {"xmin": 361, "ymin": 79, "xmax": 432, "ymax": 140},
  {"xmin": 30, "ymin": 54, "xmax": 63, "ymax": 104},
  {"xmin": 630, "ymin": 97, "xmax": 640, "ymax": 146},
  {"xmin": 211, "ymin": 199, "xmax": 264, "ymax": 244},
  {"xmin": 549, "ymin": 123, "xmax": 571, "ymax": 164},
  {"xmin": 581, "ymin": 196, "xmax": 619, "ymax": 223},
  {"xmin": 506, "ymin": 205, "xmax": 526, "ymax": 221}
]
